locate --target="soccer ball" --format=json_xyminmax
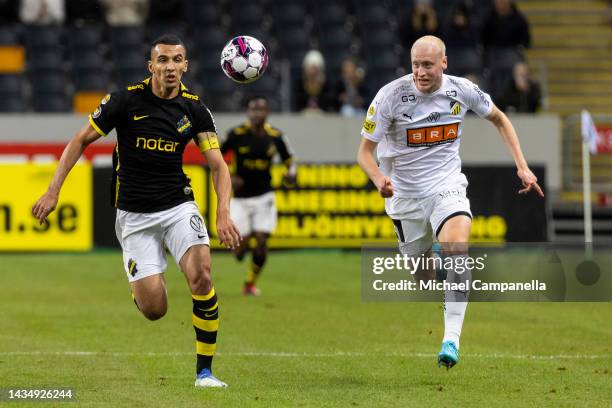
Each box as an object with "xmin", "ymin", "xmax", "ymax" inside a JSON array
[{"xmin": 220, "ymin": 36, "xmax": 268, "ymax": 84}]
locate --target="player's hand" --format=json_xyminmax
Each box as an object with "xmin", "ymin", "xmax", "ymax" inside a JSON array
[
  {"xmin": 374, "ymin": 175, "xmax": 394, "ymax": 198},
  {"xmin": 32, "ymin": 191, "xmax": 59, "ymax": 224},
  {"xmin": 282, "ymin": 172, "xmax": 297, "ymax": 188},
  {"xmin": 216, "ymin": 211, "xmax": 241, "ymax": 249},
  {"xmin": 517, "ymin": 168, "xmax": 544, "ymax": 197}
]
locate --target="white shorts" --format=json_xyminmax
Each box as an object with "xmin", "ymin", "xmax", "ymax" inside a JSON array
[
  {"xmin": 230, "ymin": 191, "xmax": 277, "ymax": 236},
  {"xmin": 115, "ymin": 201, "xmax": 209, "ymax": 282},
  {"xmin": 385, "ymin": 173, "xmax": 472, "ymax": 256}
]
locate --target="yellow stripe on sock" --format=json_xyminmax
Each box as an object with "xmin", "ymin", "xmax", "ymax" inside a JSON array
[
  {"xmin": 196, "ymin": 341, "xmax": 217, "ymax": 356},
  {"xmin": 246, "ymin": 263, "xmax": 261, "ymax": 284},
  {"xmin": 192, "ymin": 314, "xmax": 219, "ymax": 332},
  {"xmin": 192, "ymin": 288, "xmax": 215, "ymax": 301}
]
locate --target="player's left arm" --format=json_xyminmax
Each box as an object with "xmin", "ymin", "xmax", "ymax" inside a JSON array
[
  {"xmin": 486, "ymin": 106, "xmax": 544, "ymax": 197},
  {"xmin": 197, "ymin": 131, "xmax": 241, "ymax": 248}
]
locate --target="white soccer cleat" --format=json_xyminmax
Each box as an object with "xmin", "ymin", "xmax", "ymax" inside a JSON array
[{"xmin": 195, "ymin": 368, "xmax": 228, "ymax": 388}]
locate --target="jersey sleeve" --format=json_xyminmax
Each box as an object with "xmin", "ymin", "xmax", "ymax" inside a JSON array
[
  {"xmin": 193, "ymin": 102, "xmax": 220, "ymax": 151},
  {"xmin": 89, "ymin": 92, "xmax": 123, "ymax": 136},
  {"xmin": 274, "ymin": 132, "xmax": 295, "ymax": 164},
  {"xmin": 463, "ymin": 79, "xmax": 494, "ymax": 118},
  {"xmin": 360, "ymin": 88, "xmax": 393, "ymax": 143},
  {"xmin": 193, "ymin": 101, "xmax": 218, "ymax": 134}
]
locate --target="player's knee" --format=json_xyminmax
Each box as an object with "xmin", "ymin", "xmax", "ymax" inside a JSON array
[
  {"xmin": 188, "ymin": 263, "xmax": 212, "ymax": 295},
  {"xmin": 441, "ymin": 240, "xmax": 469, "ymax": 255},
  {"xmin": 141, "ymin": 303, "xmax": 167, "ymax": 321}
]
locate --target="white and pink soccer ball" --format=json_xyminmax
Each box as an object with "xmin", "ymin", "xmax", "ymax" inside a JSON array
[{"xmin": 220, "ymin": 36, "xmax": 268, "ymax": 83}]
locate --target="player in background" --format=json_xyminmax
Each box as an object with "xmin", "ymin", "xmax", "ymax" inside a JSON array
[
  {"xmin": 221, "ymin": 96, "xmax": 296, "ymax": 296},
  {"xmin": 32, "ymin": 35, "xmax": 240, "ymax": 387},
  {"xmin": 357, "ymin": 35, "xmax": 543, "ymax": 368}
]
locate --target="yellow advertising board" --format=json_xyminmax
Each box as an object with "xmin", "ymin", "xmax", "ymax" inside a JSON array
[
  {"xmin": 207, "ymin": 163, "xmax": 397, "ymax": 248},
  {"xmin": 0, "ymin": 163, "xmax": 92, "ymax": 251}
]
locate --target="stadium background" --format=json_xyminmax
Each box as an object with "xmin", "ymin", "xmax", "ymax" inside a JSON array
[
  {"xmin": 1, "ymin": 1, "xmax": 612, "ymax": 406},
  {"xmin": 3, "ymin": 0, "xmax": 611, "ymax": 249}
]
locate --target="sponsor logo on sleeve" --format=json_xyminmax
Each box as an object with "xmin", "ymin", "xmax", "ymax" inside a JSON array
[
  {"xmin": 363, "ymin": 119, "xmax": 377, "ymax": 134},
  {"xmin": 473, "ymin": 85, "xmax": 490, "ymax": 106},
  {"xmin": 367, "ymin": 105, "xmax": 375, "ymax": 117},
  {"xmin": 100, "ymin": 94, "xmax": 111, "ymax": 104}
]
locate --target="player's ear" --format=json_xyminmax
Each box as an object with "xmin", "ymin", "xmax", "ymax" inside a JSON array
[
  {"xmin": 442, "ymin": 56, "xmax": 448, "ymax": 70},
  {"xmin": 147, "ymin": 60, "xmax": 153, "ymax": 74},
  {"xmin": 184, "ymin": 59, "xmax": 189, "ymax": 73}
]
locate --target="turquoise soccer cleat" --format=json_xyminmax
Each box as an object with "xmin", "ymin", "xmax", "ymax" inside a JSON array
[
  {"xmin": 195, "ymin": 368, "xmax": 228, "ymax": 388},
  {"xmin": 437, "ymin": 340, "xmax": 459, "ymax": 369}
]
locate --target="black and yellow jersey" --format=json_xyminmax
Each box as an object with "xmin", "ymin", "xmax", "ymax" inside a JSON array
[
  {"xmin": 221, "ymin": 122, "xmax": 294, "ymax": 198},
  {"xmin": 89, "ymin": 77, "xmax": 218, "ymax": 213}
]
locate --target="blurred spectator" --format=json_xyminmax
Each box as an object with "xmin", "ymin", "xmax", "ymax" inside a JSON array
[
  {"xmin": 482, "ymin": 0, "xmax": 530, "ymax": 49},
  {"xmin": 65, "ymin": 0, "xmax": 103, "ymax": 25},
  {"xmin": 293, "ymin": 50, "xmax": 337, "ymax": 113},
  {"xmin": 336, "ymin": 58, "xmax": 368, "ymax": 117},
  {"xmin": 100, "ymin": 0, "xmax": 148, "ymax": 26},
  {"xmin": 440, "ymin": 3, "xmax": 478, "ymax": 49},
  {"xmin": 400, "ymin": 0, "xmax": 438, "ymax": 47},
  {"xmin": 20, "ymin": 0, "xmax": 64, "ymax": 25},
  {"xmin": 0, "ymin": 0, "xmax": 19, "ymax": 23},
  {"xmin": 497, "ymin": 62, "xmax": 541, "ymax": 113}
]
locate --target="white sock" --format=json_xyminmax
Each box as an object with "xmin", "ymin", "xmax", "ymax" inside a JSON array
[{"xmin": 443, "ymin": 255, "xmax": 471, "ymax": 348}]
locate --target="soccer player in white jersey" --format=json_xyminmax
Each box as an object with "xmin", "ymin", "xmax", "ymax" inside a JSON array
[{"xmin": 357, "ymin": 35, "xmax": 544, "ymax": 368}]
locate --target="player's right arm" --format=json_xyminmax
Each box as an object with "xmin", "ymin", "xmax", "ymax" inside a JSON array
[
  {"xmin": 32, "ymin": 123, "xmax": 103, "ymax": 223},
  {"xmin": 357, "ymin": 138, "xmax": 393, "ymax": 198},
  {"xmin": 357, "ymin": 87, "xmax": 394, "ymax": 198}
]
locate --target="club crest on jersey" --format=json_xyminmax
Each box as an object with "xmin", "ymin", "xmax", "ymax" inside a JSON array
[
  {"xmin": 127, "ymin": 258, "xmax": 138, "ymax": 277},
  {"xmin": 176, "ymin": 115, "xmax": 192, "ymax": 135},
  {"xmin": 450, "ymin": 101, "xmax": 461, "ymax": 115}
]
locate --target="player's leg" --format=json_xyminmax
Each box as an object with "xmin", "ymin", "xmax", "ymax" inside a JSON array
[
  {"xmin": 115, "ymin": 209, "xmax": 169, "ymax": 321},
  {"xmin": 244, "ymin": 192, "xmax": 277, "ymax": 295},
  {"xmin": 244, "ymin": 231, "xmax": 270, "ymax": 295},
  {"xmin": 388, "ymin": 196, "xmax": 436, "ymax": 284},
  {"xmin": 230, "ymin": 197, "xmax": 251, "ymax": 262},
  {"xmin": 180, "ymin": 245, "xmax": 225, "ymax": 387},
  {"xmin": 162, "ymin": 202, "xmax": 226, "ymax": 387},
  {"xmin": 436, "ymin": 215, "xmax": 471, "ymax": 368},
  {"xmin": 233, "ymin": 232, "xmax": 251, "ymax": 262},
  {"xmin": 430, "ymin": 180, "xmax": 472, "ymax": 369},
  {"xmin": 130, "ymin": 274, "xmax": 168, "ymax": 321}
]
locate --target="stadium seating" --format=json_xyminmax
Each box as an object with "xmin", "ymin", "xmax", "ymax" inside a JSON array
[{"xmin": 0, "ymin": 1, "xmax": 526, "ymax": 112}]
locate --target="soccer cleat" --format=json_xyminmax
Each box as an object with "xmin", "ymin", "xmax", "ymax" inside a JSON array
[
  {"xmin": 195, "ymin": 368, "xmax": 228, "ymax": 388},
  {"xmin": 243, "ymin": 282, "xmax": 261, "ymax": 296},
  {"xmin": 437, "ymin": 340, "xmax": 459, "ymax": 369}
]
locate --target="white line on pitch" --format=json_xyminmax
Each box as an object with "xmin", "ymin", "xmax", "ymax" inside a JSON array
[{"xmin": 0, "ymin": 351, "xmax": 609, "ymax": 360}]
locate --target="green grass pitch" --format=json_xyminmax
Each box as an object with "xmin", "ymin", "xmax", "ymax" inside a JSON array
[{"xmin": 1, "ymin": 251, "xmax": 611, "ymax": 407}]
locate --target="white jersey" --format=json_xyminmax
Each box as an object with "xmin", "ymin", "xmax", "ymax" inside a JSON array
[{"xmin": 361, "ymin": 74, "xmax": 493, "ymax": 197}]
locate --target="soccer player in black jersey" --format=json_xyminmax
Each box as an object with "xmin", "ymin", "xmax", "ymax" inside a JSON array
[
  {"xmin": 32, "ymin": 35, "xmax": 240, "ymax": 388},
  {"xmin": 221, "ymin": 96, "xmax": 296, "ymax": 295}
]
